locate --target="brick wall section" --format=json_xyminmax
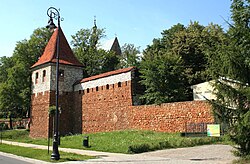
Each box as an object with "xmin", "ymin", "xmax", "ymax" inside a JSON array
[
  {"xmin": 72, "ymin": 92, "xmax": 83, "ymax": 134},
  {"xmin": 30, "ymin": 91, "xmax": 78, "ymax": 138},
  {"xmin": 81, "ymin": 81, "xmax": 132, "ymax": 133},
  {"xmin": 29, "ymin": 91, "xmax": 51, "ymax": 138},
  {"xmin": 129, "ymin": 101, "xmax": 214, "ymax": 132},
  {"xmin": 30, "ymin": 83, "xmax": 214, "ymax": 137},
  {"xmin": 78, "ymin": 80, "xmax": 214, "ymax": 134},
  {"xmin": 50, "ymin": 91, "xmax": 76, "ymax": 136}
]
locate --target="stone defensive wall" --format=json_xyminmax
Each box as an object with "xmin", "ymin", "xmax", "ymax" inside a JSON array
[
  {"xmin": 30, "ymin": 66, "xmax": 214, "ymax": 138},
  {"xmin": 129, "ymin": 101, "xmax": 214, "ymax": 133},
  {"xmin": 74, "ymin": 67, "xmax": 214, "ymax": 134}
]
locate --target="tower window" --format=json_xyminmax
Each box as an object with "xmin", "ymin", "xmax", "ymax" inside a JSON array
[
  {"xmin": 42, "ymin": 70, "xmax": 46, "ymax": 82},
  {"xmin": 35, "ymin": 72, "xmax": 39, "ymax": 84},
  {"xmin": 87, "ymin": 88, "xmax": 90, "ymax": 93},
  {"xmin": 106, "ymin": 84, "xmax": 109, "ymax": 90},
  {"xmin": 59, "ymin": 69, "xmax": 64, "ymax": 81},
  {"xmin": 118, "ymin": 82, "xmax": 122, "ymax": 87},
  {"xmin": 96, "ymin": 86, "xmax": 99, "ymax": 91}
]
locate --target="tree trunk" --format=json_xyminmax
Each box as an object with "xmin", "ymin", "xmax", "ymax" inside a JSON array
[{"xmin": 9, "ymin": 114, "xmax": 13, "ymax": 129}]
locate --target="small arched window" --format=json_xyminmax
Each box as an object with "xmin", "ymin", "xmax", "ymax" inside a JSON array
[
  {"xmin": 106, "ymin": 84, "xmax": 109, "ymax": 90},
  {"xmin": 42, "ymin": 70, "xmax": 46, "ymax": 82},
  {"xmin": 35, "ymin": 72, "xmax": 39, "ymax": 84},
  {"xmin": 118, "ymin": 82, "xmax": 122, "ymax": 87},
  {"xmin": 59, "ymin": 69, "xmax": 64, "ymax": 81},
  {"xmin": 96, "ymin": 86, "xmax": 99, "ymax": 91},
  {"xmin": 87, "ymin": 88, "xmax": 90, "ymax": 93}
]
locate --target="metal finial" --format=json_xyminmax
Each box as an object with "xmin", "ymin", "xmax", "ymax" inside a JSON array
[{"xmin": 94, "ymin": 16, "xmax": 97, "ymax": 28}]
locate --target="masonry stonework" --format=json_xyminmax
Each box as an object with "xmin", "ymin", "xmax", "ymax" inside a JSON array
[
  {"xmin": 30, "ymin": 91, "xmax": 51, "ymax": 138},
  {"xmin": 31, "ymin": 64, "xmax": 52, "ymax": 94},
  {"xmin": 50, "ymin": 64, "xmax": 83, "ymax": 93},
  {"xmin": 129, "ymin": 101, "xmax": 214, "ymax": 133},
  {"xmin": 72, "ymin": 77, "xmax": 214, "ymax": 134},
  {"xmin": 30, "ymin": 90, "xmax": 80, "ymax": 138},
  {"xmin": 30, "ymin": 69, "xmax": 214, "ymax": 137},
  {"xmin": 81, "ymin": 81, "xmax": 132, "ymax": 133}
]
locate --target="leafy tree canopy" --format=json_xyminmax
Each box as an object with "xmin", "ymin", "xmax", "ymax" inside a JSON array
[
  {"xmin": 0, "ymin": 28, "xmax": 52, "ymax": 118},
  {"xmin": 207, "ymin": 0, "xmax": 250, "ymax": 156},
  {"xmin": 140, "ymin": 21, "xmax": 226, "ymax": 104},
  {"xmin": 119, "ymin": 43, "xmax": 141, "ymax": 68},
  {"xmin": 71, "ymin": 28, "xmax": 119, "ymax": 77}
]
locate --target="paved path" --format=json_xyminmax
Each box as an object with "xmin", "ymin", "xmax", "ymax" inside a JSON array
[
  {"xmin": 0, "ymin": 153, "xmax": 32, "ymax": 164},
  {"xmin": 1, "ymin": 140, "xmax": 238, "ymax": 163},
  {"xmin": 141, "ymin": 144, "xmax": 238, "ymax": 164}
]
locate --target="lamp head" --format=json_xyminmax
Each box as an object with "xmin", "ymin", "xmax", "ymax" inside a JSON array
[{"xmin": 46, "ymin": 16, "xmax": 57, "ymax": 32}]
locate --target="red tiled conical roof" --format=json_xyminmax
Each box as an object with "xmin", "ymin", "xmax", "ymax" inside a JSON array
[{"xmin": 31, "ymin": 27, "xmax": 83, "ymax": 68}]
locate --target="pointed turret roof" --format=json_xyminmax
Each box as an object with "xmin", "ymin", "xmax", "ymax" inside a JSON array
[
  {"xmin": 110, "ymin": 37, "xmax": 121, "ymax": 56},
  {"xmin": 31, "ymin": 27, "xmax": 83, "ymax": 68},
  {"xmin": 99, "ymin": 37, "xmax": 121, "ymax": 56}
]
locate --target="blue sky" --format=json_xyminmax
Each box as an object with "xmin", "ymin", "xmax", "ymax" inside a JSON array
[{"xmin": 0, "ymin": 0, "xmax": 231, "ymax": 57}]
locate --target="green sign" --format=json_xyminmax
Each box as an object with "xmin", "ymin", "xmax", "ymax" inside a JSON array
[{"xmin": 207, "ymin": 124, "xmax": 220, "ymax": 137}]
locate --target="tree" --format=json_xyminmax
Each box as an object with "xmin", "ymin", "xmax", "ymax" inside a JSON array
[
  {"xmin": 140, "ymin": 22, "xmax": 210, "ymax": 104},
  {"xmin": 207, "ymin": 0, "xmax": 250, "ymax": 156},
  {"xmin": 140, "ymin": 24, "xmax": 188, "ymax": 104},
  {"xmin": 161, "ymin": 23, "xmax": 185, "ymax": 50},
  {"xmin": 0, "ymin": 28, "xmax": 52, "ymax": 119},
  {"xmin": 71, "ymin": 28, "xmax": 119, "ymax": 77},
  {"xmin": 202, "ymin": 23, "xmax": 229, "ymax": 81},
  {"xmin": 140, "ymin": 51, "xmax": 187, "ymax": 104},
  {"xmin": 172, "ymin": 22, "xmax": 207, "ymax": 85},
  {"xmin": 0, "ymin": 61, "xmax": 27, "ymax": 127},
  {"xmin": 0, "ymin": 56, "xmax": 14, "ymax": 83},
  {"xmin": 120, "ymin": 43, "xmax": 141, "ymax": 68}
]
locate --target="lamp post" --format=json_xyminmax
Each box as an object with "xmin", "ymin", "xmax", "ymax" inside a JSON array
[{"xmin": 46, "ymin": 7, "xmax": 61, "ymax": 160}]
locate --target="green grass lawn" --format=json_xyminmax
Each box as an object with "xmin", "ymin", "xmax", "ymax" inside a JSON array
[
  {"xmin": 0, "ymin": 143, "xmax": 94, "ymax": 162},
  {"xmin": 0, "ymin": 129, "xmax": 229, "ymax": 154}
]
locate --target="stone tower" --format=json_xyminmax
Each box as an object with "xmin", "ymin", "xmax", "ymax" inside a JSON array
[{"xmin": 29, "ymin": 27, "xmax": 83, "ymax": 138}]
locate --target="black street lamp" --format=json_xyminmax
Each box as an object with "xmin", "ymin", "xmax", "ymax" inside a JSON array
[{"xmin": 46, "ymin": 7, "xmax": 61, "ymax": 160}]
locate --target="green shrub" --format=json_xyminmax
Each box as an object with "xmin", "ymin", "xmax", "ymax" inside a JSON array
[
  {"xmin": 48, "ymin": 105, "xmax": 56, "ymax": 116},
  {"xmin": 128, "ymin": 143, "xmax": 152, "ymax": 153},
  {"xmin": 1, "ymin": 129, "xmax": 29, "ymax": 140},
  {"xmin": 159, "ymin": 141, "xmax": 173, "ymax": 149},
  {"xmin": 128, "ymin": 137, "xmax": 223, "ymax": 154},
  {"xmin": 179, "ymin": 139, "xmax": 192, "ymax": 147},
  {"xmin": 0, "ymin": 122, "xmax": 9, "ymax": 130}
]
